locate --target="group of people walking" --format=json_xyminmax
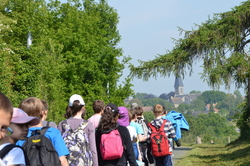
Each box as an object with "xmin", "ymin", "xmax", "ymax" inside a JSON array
[{"xmin": 0, "ymin": 92, "xmax": 181, "ymax": 166}]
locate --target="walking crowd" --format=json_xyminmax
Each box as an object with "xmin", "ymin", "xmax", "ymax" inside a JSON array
[{"xmin": 0, "ymin": 92, "xmax": 182, "ymax": 166}]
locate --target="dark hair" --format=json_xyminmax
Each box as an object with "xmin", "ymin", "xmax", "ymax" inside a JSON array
[
  {"xmin": 98, "ymin": 106, "xmax": 119, "ymax": 131},
  {"xmin": 130, "ymin": 109, "xmax": 136, "ymax": 120},
  {"xmin": 64, "ymin": 100, "xmax": 84, "ymax": 119},
  {"xmin": 41, "ymin": 99, "xmax": 48, "ymax": 111},
  {"xmin": 134, "ymin": 107, "xmax": 143, "ymax": 116},
  {"xmin": 0, "ymin": 92, "xmax": 13, "ymax": 115},
  {"xmin": 92, "ymin": 100, "xmax": 105, "ymax": 113},
  {"xmin": 163, "ymin": 106, "xmax": 166, "ymax": 115}
]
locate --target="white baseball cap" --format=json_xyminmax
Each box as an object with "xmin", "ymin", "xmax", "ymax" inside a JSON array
[{"xmin": 69, "ymin": 94, "xmax": 85, "ymax": 106}]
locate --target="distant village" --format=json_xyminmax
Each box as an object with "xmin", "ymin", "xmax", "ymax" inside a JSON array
[{"xmin": 134, "ymin": 77, "xmax": 242, "ymax": 114}]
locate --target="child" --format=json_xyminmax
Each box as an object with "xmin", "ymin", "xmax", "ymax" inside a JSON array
[
  {"xmin": 41, "ymin": 100, "xmax": 57, "ymax": 128},
  {"xmin": 88, "ymin": 100, "xmax": 105, "ymax": 129},
  {"xmin": 95, "ymin": 103, "xmax": 137, "ymax": 166},
  {"xmin": 134, "ymin": 106, "xmax": 151, "ymax": 166},
  {"xmin": 0, "ymin": 108, "xmax": 40, "ymax": 166},
  {"xmin": 149, "ymin": 104, "xmax": 180, "ymax": 166},
  {"xmin": 58, "ymin": 94, "xmax": 98, "ymax": 166},
  {"xmin": 16, "ymin": 97, "xmax": 69, "ymax": 166},
  {"xmin": 0, "ymin": 92, "xmax": 13, "ymax": 165}
]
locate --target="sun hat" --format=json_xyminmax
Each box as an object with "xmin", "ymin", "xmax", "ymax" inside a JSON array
[
  {"xmin": 11, "ymin": 108, "xmax": 40, "ymax": 125},
  {"xmin": 69, "ymin": 94, "xmax": 85, "ymax": 106},
  {"xmin": 117, "ymin": 106, "xmax": 129, "ymax": 127}
]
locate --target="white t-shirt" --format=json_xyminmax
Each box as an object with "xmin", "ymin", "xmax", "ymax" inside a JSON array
[
  {"xmin": 0, "ymin": 143, "xmax": 26, "ymax": 166},
  {"xmin": 127, "ymin": 126, "xmax": 137, "ymax": 141}
]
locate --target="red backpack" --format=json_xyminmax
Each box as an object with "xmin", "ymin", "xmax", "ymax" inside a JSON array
[
  {"xmin": 100, "ymin": 129, "xmax": 124, "ymax": 160},
  {"xmin": 148, "ymin": 119, "xmax": 171, "ymax": 157}
]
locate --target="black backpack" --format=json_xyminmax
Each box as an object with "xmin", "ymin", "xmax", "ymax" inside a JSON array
[
  {"xmin": 0, "ymin": 144, "xmax": 30, "ymax": 166},
  {"xmin": 22, "ymin": 127, "xmax": 61, "ymax": 166}
]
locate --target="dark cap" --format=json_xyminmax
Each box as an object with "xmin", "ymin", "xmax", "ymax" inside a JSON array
[{"xmin": 106, "ymin": 103, "xmax": 119, "ymax": 113}]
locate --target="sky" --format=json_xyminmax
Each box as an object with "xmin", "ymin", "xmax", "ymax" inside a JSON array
[
  {"xmin": 59, "ymin": 0, "xmax": 245, "ymax": 96},
  {"xmin": 105, "ymin": 0, "xmax": 245, "ymax": 96}
]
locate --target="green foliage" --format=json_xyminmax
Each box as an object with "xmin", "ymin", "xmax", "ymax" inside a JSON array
[
  {"xmin": 134, "ymin": 92, "xmax": 149, "ymax": 100},
  {"xmin": 0, "ymin": 0, "xmax": 133, "ymax": 123},
  {"xmin": 141, "ymin": 98, "xmax": 174, "ymax": 110},
  {"xmin": 143, "ymin": 111, "xmax": 154, "ymax": 123},
  {"xmin": 198, "ymin": 91, "xmax": 227, "ymax": 104},
  {"xmin": 189, "ymin": 99, "xmax": 206, "ymax": 112},
  {"xmin": 189, "ymin": 90, "xmax": 201, "ymax": 94},
  {"xmin": 182, "ymin": 113, "xmax": 239, "ymax": 144}
]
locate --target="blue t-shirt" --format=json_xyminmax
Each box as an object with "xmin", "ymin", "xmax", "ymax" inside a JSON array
[
  {"xmin": 16, "ymin": 127, "xmax": 69, "ymax": 157},
  {"xmin": 130, "ymin": 121, "xmax": 144, "ymax": 135}
]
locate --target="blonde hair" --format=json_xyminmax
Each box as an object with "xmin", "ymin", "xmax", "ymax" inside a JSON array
[
  {"xmin": 153, "ymin": 104, "xmax": 163, "ymax": 117},
  {"xmin": 19, "ymin": 97, "xmax": 43, "ymax": 119}
]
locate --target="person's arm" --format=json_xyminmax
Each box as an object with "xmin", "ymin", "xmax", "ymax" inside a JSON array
[
  {"xmin": 137, "ymin": 143, "xmax": 142, "ymax": 161},
  {"xmin": 121, "ymin": 127, "xmax": 137, "ymax": 166},
  {"xmin": 87, "ymin": 122, "xmax": 98, "ymax": 166},
  {"xmin": 59, "ymin": 155, "xmax": 69, "ymax": 166},
  {"xmin": 166, "ymin": 120, "xmax": 181, "ymax": 147}
]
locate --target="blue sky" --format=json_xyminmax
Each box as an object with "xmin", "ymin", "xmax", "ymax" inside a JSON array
[
  {"xmin": 59, "ymin": 0, "xmax": 245, "ymax": 96},
  {"xmin": 106, "ymin": 0, "xmax": 245, "ymax": 96}
]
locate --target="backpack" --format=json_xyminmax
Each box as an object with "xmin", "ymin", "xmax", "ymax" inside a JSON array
[
  {"xmin": 61, "ymin": 120, "xmax": 93, "ymax": 166},
  {"xmin": 135, "ymin": 118, "xmax": 149, "ymax": 140},
  {"xmin": 100, "ymin": 128, "xmax": 124, "ymax": 160},
  {"xmin": 148, "ymin": 119, "xmax": 171, "ymax": 157},
  {"xmin": 22, "ymin": 127, "xmax": 61, "ymax": 166},
  {"xmin": 0, "ymin": 144, "xmax": 30, "ymax": 166}
]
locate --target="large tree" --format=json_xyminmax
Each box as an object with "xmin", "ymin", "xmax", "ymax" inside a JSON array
[
  {"xmin": 130, "ymin": 1, "xmax": 250, "ymax": 139},
  {"xmin": 1, "ymin": 0, "xmax": 133, "ymax": 122}
]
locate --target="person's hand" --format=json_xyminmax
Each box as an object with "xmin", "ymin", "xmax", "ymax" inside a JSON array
[{"xmin": 175, "ymin": 140, "xmax": 181, "ymax": 147}]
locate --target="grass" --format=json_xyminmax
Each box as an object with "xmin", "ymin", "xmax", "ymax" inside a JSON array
[{"xmin": 175, "ymin": 140, "xmax": 250, "ymax": 166}]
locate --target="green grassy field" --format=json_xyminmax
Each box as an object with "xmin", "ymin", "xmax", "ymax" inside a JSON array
[{"xmin": 176, "ymin": 140, "xmax": 250, "ymax": 166}]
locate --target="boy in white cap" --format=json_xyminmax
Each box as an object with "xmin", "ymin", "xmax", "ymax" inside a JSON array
[{"xmin": 0, "ymin": 108, "xmax": 40, "ymax": 166}]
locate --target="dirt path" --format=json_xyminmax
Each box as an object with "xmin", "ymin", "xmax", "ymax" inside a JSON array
[{"xmin": 148, "ymin": 146, "xmax": 193, "ymax": 166}]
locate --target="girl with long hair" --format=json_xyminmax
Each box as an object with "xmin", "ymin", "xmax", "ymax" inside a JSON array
[{"xmin": 95, "ymin": 103, "xmax": 137, "ymax": 166}]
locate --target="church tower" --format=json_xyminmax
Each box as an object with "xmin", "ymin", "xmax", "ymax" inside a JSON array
[{"xmin": 174, "ymin": 77, "xmax": 184, "ymax": 96}]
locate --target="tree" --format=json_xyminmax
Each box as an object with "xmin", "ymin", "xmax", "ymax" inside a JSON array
[
  {"xmin": 159, "ymin": 91, "xmax": 175, "ymax": 101},
  {"xmin": 189, "ymin": 99, "xmax": 206, "ymax": 112},
  {"xmin": 0, "ymin": 0, "xmax": 133, "ymax": 123},
  {"xmin": 198, "ymin": 91, "xmax": 227, "ymax": 104},
  {"xmin": 189, "ymin": 90, "xmax": 201, "ymax": 94},
  {"xmin": 130, "ymin": 1, "xmax": 250, "ymax": 139},
  {"xmin": 134, "ymin": 92, "xmax": 150, "ymax": 100}
]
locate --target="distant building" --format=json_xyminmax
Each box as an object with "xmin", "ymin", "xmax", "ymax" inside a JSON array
[{"xmin": 170, "ymin": 77, "xmax": 201, "ymax": 107}]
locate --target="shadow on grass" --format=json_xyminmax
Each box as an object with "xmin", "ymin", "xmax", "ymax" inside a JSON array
[{"xmin": 188, "ymin": 145, "xmax": 250, "ymax": 165}]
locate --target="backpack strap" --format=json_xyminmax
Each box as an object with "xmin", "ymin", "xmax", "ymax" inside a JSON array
[
  {"xmin": 40, "ymin": 127, "xmax": 50, "ymax": 135},
  {"xmin": 46, "ymin": 121, "xmax": 50, "ymax": 127},
  {"xmin": 31, "ymin": 127, "xmax": 50, "ymax": 136},
  {"xmin": 0, "ymin": 144, "xmax": 31, "ymax": 166},
  {"xmin": 0, "ymin": 144, "xmax": 15, "ymax": 159},
  {"xmin": 148, "ymin": 119, "xmax": 167, "ymax": 132}
]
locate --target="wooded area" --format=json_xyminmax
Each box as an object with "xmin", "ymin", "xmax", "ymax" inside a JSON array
[{"xmin": 0, "ymin": 0, "xmax": 133, "ymax": 123}]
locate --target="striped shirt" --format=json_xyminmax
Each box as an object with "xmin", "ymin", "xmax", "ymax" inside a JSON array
[{"xmin": 148, "ymin": 117, "xmax": 176, "ymax": 139}]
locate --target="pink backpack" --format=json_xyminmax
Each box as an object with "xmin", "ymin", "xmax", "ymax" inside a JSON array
[{"xmin": 100, "ymin": 129, "xmax": 124, "ymax": 160}]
